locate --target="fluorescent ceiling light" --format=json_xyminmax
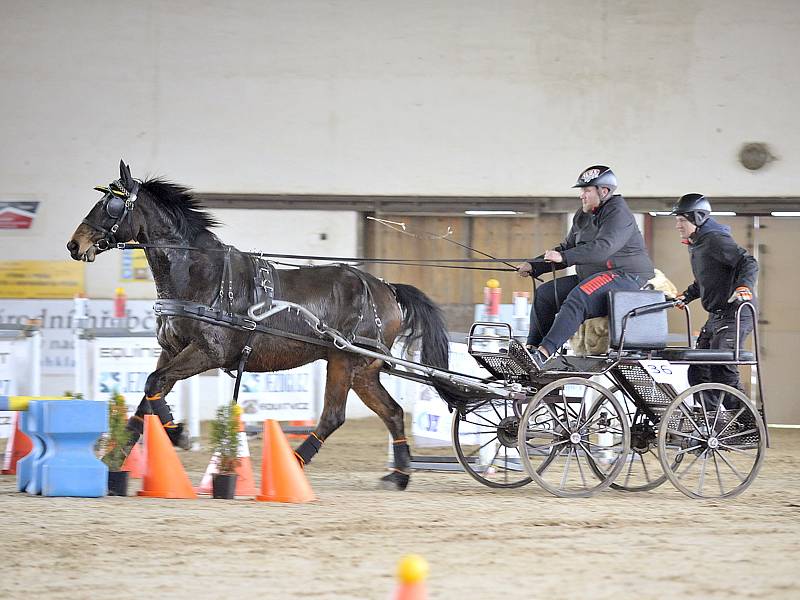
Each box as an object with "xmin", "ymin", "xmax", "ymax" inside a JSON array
[
  {"xmin": 711, "ymin": 211, "xmax": 736, "ymax": 216},
  {"xmin": 648, "ymin": 211, "xmax": 672, "ymax": 216},
  {"xmin": 464, "ymin": 210, "xmax": 518, "ymax": 215},
  {"xmin": 771, "ymin": 212, "xmax": 800, "ymax": 217}
]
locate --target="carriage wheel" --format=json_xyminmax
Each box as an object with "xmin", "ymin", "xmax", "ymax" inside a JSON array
[
  {"xmin": 517, "ymin": 378, "xmax": 630, "ymax": 498},
  {"xmin": 584, "ymin": 379, "xmax": 671, "ymax": 492},
  {"xmin": 657, "ymin": 383, "xmax": 766, "ymax": 499},
  {"xmin": 608, "ymin": 407, "xmax": 671, "ymax": 492},
  {"xmin": 452, "ymin": 398, "xmax": 533, "ymax": 488}
]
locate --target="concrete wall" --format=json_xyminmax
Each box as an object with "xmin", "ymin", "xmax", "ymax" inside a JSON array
[{"xmin": 2, "ymin": 2, "xmax": 798, "ymax": 261}]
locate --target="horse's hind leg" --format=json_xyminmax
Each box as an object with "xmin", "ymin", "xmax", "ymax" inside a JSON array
[
  {"xmin": 294, "ymin": 352, "xmax": 353, "ymax": 467},
  {"xmin": 351, "ymin": 359, "xmax": 411, "ymax": 491}
]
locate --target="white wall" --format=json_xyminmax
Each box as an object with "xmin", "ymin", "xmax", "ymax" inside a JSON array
[{"xmin": 1, "ymin": 1, "xmax": 798, "ymax": 280}]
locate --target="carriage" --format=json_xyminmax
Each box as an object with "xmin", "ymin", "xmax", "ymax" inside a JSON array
[
  {"xmin": 69, "ymin": 161, "xmax": 767, "ymax": 499},
  {"xmin": 446, "ymin": 292, "xmax": 767, "ymax": 499}
]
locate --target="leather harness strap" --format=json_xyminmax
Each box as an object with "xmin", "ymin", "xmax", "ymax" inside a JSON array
[{"xmin": 154, "ymin": 259, "xmax": 392, "ymax": 396}]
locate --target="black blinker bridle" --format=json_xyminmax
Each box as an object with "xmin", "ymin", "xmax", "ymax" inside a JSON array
[{"xmin": 82, "ymin": 179, "xmax": 140, "ymax": 251}]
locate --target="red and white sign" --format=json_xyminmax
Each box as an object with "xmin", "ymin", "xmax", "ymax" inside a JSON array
[{"xmin": 0, "ymin": 202, "xmax": 39, "ymax": 229}]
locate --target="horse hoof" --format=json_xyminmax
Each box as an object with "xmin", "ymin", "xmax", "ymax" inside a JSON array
[
  {"xmin": 166, "ymin": 423, "xmax": 192, "ymax": 450},
  {"xmin": 380, "ymin": 471, "xmax": 410, "ymax": 491}
]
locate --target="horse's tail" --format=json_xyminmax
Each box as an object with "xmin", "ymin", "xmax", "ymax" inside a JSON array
[
  {"xmin": 392, "ymin": 283, "xmax": 460, "ymax": 406},
  {"xmin": 392, "ymin": 283, "xmax": 449, "ymax": 370}
]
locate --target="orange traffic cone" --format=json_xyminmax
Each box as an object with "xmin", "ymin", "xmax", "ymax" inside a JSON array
[
  {"xmin": 391, "ymin": 555, "xmax": 429, "ymax": 600},
  {"xmin": 197, "ymin": 417, "xmax": 257, "ymax": 496},
  {"xmin": 121, "ymin": 441, "xmax": 145, "ymax": 479},
  {"xmin": 256, "ymin": 419, "xmax": 315, "ymax": 503},
  {"xmin": 137, "ymin": 415, "xmax": 197, "ymax": 499},
  {"xmin": 2, "ymin": 413, "xmax": 33, "ymax": 475},
  {"xmin": 285, "ymin": 419, "xmax": 316, "ymax": 439}
]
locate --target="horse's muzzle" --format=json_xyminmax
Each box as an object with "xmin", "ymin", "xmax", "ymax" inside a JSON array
[{"xmin": 67, "ymin": 239, "xmax": 97, "ymax": 262}]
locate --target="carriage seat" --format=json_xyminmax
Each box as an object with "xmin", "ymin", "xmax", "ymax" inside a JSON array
[
  {"xmin": 656, "ymin": 348, "xmax": 755, "ymax": 362},
  {"xmin": 608, "ymin": 290, "xmax": 668, "ymax": 352}
]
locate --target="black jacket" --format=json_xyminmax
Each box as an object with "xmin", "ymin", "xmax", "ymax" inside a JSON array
[
  {"xmin": 529, "ymin": 195, "xmax": 655, "ymax": 281},
  {"xmin": 682, "ymin": 218, "xmax": 758, "ymax": 313}
]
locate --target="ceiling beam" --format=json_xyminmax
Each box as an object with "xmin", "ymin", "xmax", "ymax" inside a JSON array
[{"xmin": 195, "ymin": 193, "xmax": 800, "ymax": 215}]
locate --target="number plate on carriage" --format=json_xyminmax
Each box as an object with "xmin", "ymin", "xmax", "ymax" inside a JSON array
[
  {"xmin": 563, "ymin": 384, "xmax": 585, "ymax": 397},
  {"xmin": 638, "ymin": 360, "xmax": 674, "ymax": 383}
]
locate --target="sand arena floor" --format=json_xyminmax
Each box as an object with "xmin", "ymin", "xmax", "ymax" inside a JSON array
[{"xmin": 0, "ymin": 418, "xmax": 798, "ymax": 599}]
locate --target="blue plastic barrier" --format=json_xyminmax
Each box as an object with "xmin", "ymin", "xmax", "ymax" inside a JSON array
[
  {"xmin": 17, "ymin": 402, "xmax": 45, "ymax": 493},
  {"xmin": 18, "ymin": 400, "xmax": 108, "ymax": 497}
]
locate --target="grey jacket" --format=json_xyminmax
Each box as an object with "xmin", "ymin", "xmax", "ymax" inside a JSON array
[{"xmin": 529, "ymin": 195, "xmax": 655, "ymax": 282}]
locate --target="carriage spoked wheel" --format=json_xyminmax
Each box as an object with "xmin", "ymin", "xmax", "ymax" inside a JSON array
[
  {"xmin": 607, "ymin": 407, "xmax": 671, "ymax": 492},
  {"xmin": 583, "ymin": 379, "xmax": 671, "ymax": 492},
  {"xmin": 517, "ymin": 377, "xmax": 630, "ymax": 498},
  {"xmin": 657, "ymin": 383, "xmax": 766, "ymax": 499},
  {"xmin": 452, "ymin": 398, "xmax": 533, "ymax": 488}
]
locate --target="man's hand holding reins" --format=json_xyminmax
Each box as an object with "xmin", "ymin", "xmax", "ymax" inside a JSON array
[{"xmin": 543, "ymin": 250, "xmax": 563, "ymax": 263}]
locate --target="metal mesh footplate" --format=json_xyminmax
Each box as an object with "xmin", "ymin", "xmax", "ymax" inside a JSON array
[
  {"xmin": 613, "ymin": 363, "xmax": 673, "ymax": 417},
  {"xmin": 470, "ymin": 339, "xmax": 533, "ymax": 381}
]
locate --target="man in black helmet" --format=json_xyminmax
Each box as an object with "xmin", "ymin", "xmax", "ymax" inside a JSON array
[
  {"xmin": 671, "ymin": 193, "xmax": 758, "ymax": 394},
  {"xmin": 517, "ymin": 165, "xmax": 655, "ymax": 369}
]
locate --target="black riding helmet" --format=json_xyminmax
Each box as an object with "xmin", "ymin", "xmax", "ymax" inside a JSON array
[
  {"xmin": 573, "ymin": 165, "xmax": 618, "ymax": 197},
  {"xmin": 670, "ymin": 193, "xmax": 711, "ymax": 226}
]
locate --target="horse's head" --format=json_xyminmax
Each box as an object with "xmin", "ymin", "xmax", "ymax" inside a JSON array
[{"xmin": 68, "ymin": 160, "xmax": 141, "ymax": 262}]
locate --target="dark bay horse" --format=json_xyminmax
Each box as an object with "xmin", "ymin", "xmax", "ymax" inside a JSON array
[{"xmin": 67, "ymin": 160, "xmax": 451, "ymax": 489}]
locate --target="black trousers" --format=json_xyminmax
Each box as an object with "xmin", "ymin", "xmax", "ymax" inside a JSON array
[
  {"xmin": 527, "ymin": 272, "xmax": 642, "ymax": 355},
  {"xmin": 688, "ymin": 311, "xmax": 754, "ymax": 394}
]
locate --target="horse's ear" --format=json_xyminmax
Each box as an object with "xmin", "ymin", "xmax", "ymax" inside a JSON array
[{"xmin": 119, "ymin": 160, "xmax": 134, "ymax": 189}]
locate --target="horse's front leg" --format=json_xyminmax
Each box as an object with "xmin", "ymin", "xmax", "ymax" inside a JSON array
[{"xmin": 126, "ymin": 343, "xmax": 218, "ymax": 449}]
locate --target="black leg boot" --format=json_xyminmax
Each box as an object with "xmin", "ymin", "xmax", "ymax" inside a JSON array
[{"xmin": 381, "ymin": 440, "xmax": 411, "ymax": 490}]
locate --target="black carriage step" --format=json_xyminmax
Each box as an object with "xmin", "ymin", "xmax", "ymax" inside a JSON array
[
  {"xmin": 411, "ymin": 457, "xmax": 470, "ymax": 471},
  {"xmin": 387, "ymin": 455, "xmax": 476, "ymax": 472},
  {"xmin": 657, "ymin": 348, "xmax": 755, "ymax": 362},
  {"xmin": 243, "ymin": 423, "xmax": 315, "ymax": 436}
]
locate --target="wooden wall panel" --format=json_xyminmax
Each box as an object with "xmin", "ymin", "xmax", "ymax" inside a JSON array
[
  {"xmin": 363, "ymin": 215, "xmax": 470, "ymax": 304},
  {"xmin": 363, "ymin": 214, "xmax": 566, "ymax": 306},
  {"xmin": 470, "ymin": 215, "xmax": 565, "ymax": 305}
]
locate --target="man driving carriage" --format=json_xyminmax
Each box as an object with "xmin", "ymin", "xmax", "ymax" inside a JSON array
[
  {"xmin": 516, "ymin": 165, "xmax": 655, "ymax": 370},
  {"xmin": 671, "ymin": 193, "xmax": 759, "ymax": 394}
]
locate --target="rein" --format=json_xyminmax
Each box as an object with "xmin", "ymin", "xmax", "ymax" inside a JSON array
[{"xmin": 113, "ymin": 242, "xmax": 522, "ymax": 272}]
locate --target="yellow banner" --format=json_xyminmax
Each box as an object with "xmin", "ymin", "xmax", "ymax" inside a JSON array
[
  {"xmin": 0, "ymin": 260, "xmax": 85, "ymax": 298},
  {"xmin": 120, "ymin": 248, "xmax": 152, "ymax": 281}
]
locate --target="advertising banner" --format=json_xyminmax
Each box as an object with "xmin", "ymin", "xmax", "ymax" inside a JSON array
[
  {"xmin": 0, "ymin": 261, "xmax": 84, "ymax": 298},
  {"xmin": 120, "ymin": 248, "xmax": 152, "ymax": 281},
  {"xmin": 236, "ymin": 362, "xmax": 323, "ymax": 423},
  {"xmin": 0, "ymin": 336, "xmax": 38, "ymax": 437},
  {"xmin": 0, "ymin": 299, "xmax": 158, "ymax": 375},
  {"xmin": 0, "ymin": 201, "xmax": 39, "ymax": 229},
  {"xmin": 411, "ymin": 343, "xmax": 489, "ymax": 446},
  {"xmin": 88, "ymin": 335, "xmax": 190, "ymax": 422}
]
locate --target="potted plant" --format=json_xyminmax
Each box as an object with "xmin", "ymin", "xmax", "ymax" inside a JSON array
[
  {"xmin": 209, "ymin": 402, "xmax": 241, "ymax": 499},
  {"xmin": 102, "ymin": 391, "xmax": 130, "ymax": 496}
]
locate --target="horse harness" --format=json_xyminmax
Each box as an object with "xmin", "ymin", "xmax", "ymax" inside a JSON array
[
  {"xmin": 83, "ymin": 179, "xmax": 140, "ymax": 251},
  {"xmin": 153, "ymin": 247, "xmax": 392, "ymax": 402}
]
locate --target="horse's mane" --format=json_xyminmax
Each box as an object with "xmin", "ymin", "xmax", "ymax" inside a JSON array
[{"xmin": 141, "ymin": 177, "xmax": 220, "ymax": 239}]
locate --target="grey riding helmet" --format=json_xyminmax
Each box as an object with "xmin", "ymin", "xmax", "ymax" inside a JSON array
[
  {"xmin": 670, "ymin": 193, "xmax": 711, "ymax": 226},
  {"xmin": 573, "ymin": 165, "xmax": 618, "ymax": 195}
]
